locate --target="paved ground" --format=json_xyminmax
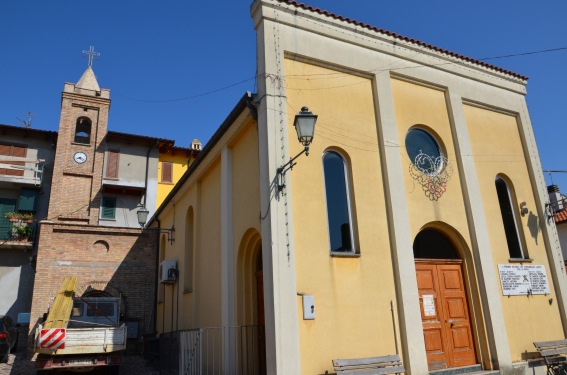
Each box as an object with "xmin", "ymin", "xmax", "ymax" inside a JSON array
[
  {"xmin": 0, "ymin": 330, "xmax": 159, "ymax": 374},
  {"xmin": 0, "ymin": 352, "xmax": 159, "ymax": 375}
]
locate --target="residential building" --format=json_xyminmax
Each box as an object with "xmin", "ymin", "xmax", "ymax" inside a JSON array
[
  {"xmin": 157, "ymin": 140, "xmax": 201, "ymax": 209},
  {"xmin": 150, "ymin": 1, "xmax": 567, "ymax": 375},
  {"xmin": 548, "ymin": 185, "xmax": 567, "ymax": 262},
  {"xmin": 0, "ymin": 125, "xmax": 56, "ymax": 319}
]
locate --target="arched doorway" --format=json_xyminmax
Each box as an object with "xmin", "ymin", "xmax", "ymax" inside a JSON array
[
  {"xmin": 414, "ymin": 228, "xmax": 477, "ymax": 371},
  {"xmin": 236, "ymin": 229, "xmax": 266, "ymax": 375}
]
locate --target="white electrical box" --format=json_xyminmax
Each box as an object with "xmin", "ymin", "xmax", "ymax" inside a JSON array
[
  {"xmin": 159, "ymin": 260, "xmax": 178, "ymax": 284},
  {"xmin": 302, "ymin": 295, "xmax": 315, "ymax": 320}
]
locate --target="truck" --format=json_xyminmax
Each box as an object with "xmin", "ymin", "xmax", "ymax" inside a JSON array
[{"xmin": 34, "ymin": 277, "xmax": 126, "ymax": 373}]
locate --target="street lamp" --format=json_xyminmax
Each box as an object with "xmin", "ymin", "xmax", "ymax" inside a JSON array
[
  {"xmin": 136, "ymin": 204, "xmax": 175, "ymax": 244},
  {"xmin": 276, "ymin": 107, "xmax": 318, "ymax": 191}
]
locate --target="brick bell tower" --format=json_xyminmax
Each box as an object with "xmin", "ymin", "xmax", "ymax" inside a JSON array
[{"xmin": 47, "ymin": 59, "xmax": 111, "ymax": 225}]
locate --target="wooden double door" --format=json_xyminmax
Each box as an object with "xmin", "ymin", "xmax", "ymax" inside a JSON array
[{"xmin": 416, "ymin": 260, "xmax": 476, "ymax": 371}]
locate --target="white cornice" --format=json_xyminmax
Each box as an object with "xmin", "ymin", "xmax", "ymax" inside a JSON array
[{"xmin": 253, "ymin": 0, "xmax": 527, "ymax": 94}]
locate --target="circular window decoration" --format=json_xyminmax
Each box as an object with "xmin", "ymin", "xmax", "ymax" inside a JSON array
[
  {"xmin": 405, "ymin": 128, "xmax": 453, "ymax": 201},
  {"xmin": 405, "ymin": 128, "xmax": 443, "ymax": 175}
]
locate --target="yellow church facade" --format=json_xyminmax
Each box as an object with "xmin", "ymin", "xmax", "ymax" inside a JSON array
[{"xmin": 151, "ymin": 1, "xmax": 567, "ymax": 374}]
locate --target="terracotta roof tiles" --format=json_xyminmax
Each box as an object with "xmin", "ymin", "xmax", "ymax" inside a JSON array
[
  {"xmin": 277, "ymin": 0, "xmax": 528, "ymax": 81},
  {"xmin": 555, "ymin": 208, "xmax": 567, "ymax": 224}
]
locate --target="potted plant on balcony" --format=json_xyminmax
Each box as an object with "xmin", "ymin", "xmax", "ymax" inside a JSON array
[
  {"xmin": 16, "ymin": 223, "xmax": 32, "ymax": 242},
  {"xmin": 19, "ymin": 212, "xmax": 34, "ymax": 223},
  {"xmin": 5, "ymin": 212, "xmax": 19, "ymax": 222}
]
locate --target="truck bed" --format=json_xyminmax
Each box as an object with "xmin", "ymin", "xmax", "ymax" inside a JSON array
[{"xmin": 36, "ymin": 324, "xmax": 127, "ymax": 355}]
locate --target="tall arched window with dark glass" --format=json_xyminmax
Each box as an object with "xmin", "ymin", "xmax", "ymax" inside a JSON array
[
  {"xmin": 495, "ymin": 177, "xmax": 525, "ymax": 259},
  {"xmin": 74, "ymin": 117, "xmax": 92, "ymax": 144},
  {"xmin": 323, "ymin": 151, "xmax": 356, "ymax": 253}
]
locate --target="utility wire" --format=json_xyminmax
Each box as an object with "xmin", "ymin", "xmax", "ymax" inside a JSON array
[
  {"xmin": 114, "ymin": 46, "xmax": 567, "ymax": 103},
  {"xmin": 114, "ymin": 75, "xmax": 258, "ymax": 103}
]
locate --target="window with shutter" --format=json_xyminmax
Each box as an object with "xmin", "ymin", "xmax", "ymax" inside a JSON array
[
  {"xmin": 100, "ymin": 197, "xmax": 116, "ymax": 219},
  {"xmin": 18, "ymin": 188, "xmax": 39, "ymax": 212},
  {"xmin": 106, "ymin": 150, "xmax": 119, "ymax": 179},
  {"xmin": 0, "ymin": 143, "xmax": 27, "ymax": 176},
  {"xmin": 161, "ymin": 162, "xmax": 173, "ymax": 183}
]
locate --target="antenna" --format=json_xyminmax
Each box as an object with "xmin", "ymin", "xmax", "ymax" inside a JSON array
[{"xmin": 16, "ymin": 112, "xmax": 33, "ymax": 128}]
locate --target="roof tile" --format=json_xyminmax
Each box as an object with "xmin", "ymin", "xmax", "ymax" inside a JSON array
[
  {"xmin": 555, "ymin": 208, "xmax": 567, "ymax": 224},
  {"xmin": 277, "ymin": 0, "xmax": 527, "ymax": 80}
]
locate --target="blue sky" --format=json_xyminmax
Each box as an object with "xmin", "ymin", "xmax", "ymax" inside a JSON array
[{"xmin": 1, "ymin": 1, "xmax": 566, "ymax": 189}]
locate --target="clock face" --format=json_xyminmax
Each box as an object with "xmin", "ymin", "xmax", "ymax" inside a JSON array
[{"xmin": 74, "ymin": 152, "xmax": 87, "ymax": 164}]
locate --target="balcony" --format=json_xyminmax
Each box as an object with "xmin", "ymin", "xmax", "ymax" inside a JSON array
[
  {"xmin": 0, "ymin": 158, "xmax": 45, "ymax": 187},
  {"xmin": 0, "ymin": 218, "xmax": 35, "ymax": 250}
]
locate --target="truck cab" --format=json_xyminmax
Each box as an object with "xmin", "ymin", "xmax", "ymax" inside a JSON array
[{"xmin": 69, "ymin": 297, "xmax": 120, "ymax": 328}]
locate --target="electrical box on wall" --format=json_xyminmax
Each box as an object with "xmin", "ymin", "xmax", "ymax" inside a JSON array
[
  {"xmin": 159, "ymin": 260, "xmax": 178, "ymax": 284},
  {"xmin": 303, "ymin": 295, "xmax": 315, "ymax": 320}
]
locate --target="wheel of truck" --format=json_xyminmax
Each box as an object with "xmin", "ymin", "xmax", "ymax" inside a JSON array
[{"xmin": 0, "ymin": 350, "xmax": 8, "ymax": 363}]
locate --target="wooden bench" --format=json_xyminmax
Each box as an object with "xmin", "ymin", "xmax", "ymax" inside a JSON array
[
  {"xmin": 534, "ymin": 340, "xmax": 567, "ymax": 375},
  {"xmin": 333, "ymin": 354, "xmax": 405, "ymax": 375}
]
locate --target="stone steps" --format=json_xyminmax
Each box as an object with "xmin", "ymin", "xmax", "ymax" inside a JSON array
[{"xmin": 430, "ymin": 365, "xmax": 500, "ymax": 375}]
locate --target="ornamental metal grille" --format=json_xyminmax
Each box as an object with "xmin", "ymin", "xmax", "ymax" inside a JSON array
[{"xmin": 409, "ymin": 151, "xmax": 453, "ymax": 201}]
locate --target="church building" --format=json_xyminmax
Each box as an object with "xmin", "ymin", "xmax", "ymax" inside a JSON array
[{"xmin": 149, "ymin": 1, "xmax": 567, "ymax": 374}]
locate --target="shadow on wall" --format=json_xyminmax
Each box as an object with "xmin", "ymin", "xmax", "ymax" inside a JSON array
[
  {"xmin": 527, "ymin": 211, "xmax": 540, "ymax": 245},
  {"xmin": 4, "ymin": 251, "xmax": 35, "ymax": 322}
]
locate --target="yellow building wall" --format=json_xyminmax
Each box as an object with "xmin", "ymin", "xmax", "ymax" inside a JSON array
[
  {"xmin": 285, "ymin": 58, "xmax": 398, "ymax": 375},
  {"xmin": 465, "ymin": 104, "xmax": 563, "ymax": 360},
  {"xmin": 230, "ymin": 120, "xmax": 262, "ymax": 326},
  {"xmin": 391, "ymin": 78, "xmax": 472, "ymax": 242},
  {"xmin": 390, "ymin": 78, "xmax": 491, "ymax": 365},
  {"xmin": 157, "ymin": 151, "xmax": 191, "ymax": 208},
  {"xmin": 154, "ymin": 115, "xmax": 261, "ymax": 337},
  {"xmin": 154, "ymin": 159, "xmax": 223, "ymax": 333},
  {"xmin": 230, "ymin": 120, "xmax": 261, "ymax": 246}
]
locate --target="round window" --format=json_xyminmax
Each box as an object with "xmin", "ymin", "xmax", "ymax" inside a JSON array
[{"xmin": 405, "ymin": 128, "xmax": 443, "ymax": 174}]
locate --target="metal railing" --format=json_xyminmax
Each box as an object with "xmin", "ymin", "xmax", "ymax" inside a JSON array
[
  {"xmin": 0, "ymin": 159, "xmax": 44, "ymax": 185},
  {"xmin": 0, "ymin": 220, "xmax": 36, "ymax": 243},
  {"xmin": 161, "ymin": 325, "xmax": 265, "ymax": 375}
]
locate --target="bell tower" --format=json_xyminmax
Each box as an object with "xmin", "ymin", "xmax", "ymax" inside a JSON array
[{"xmin": 47, "ymin": 48, "xmax": 111, "ymax": 225}]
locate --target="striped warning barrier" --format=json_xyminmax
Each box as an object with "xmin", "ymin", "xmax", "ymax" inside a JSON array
[{"xmin": 39, "ymin": 328, "xmax": 66, "ymax": 349}]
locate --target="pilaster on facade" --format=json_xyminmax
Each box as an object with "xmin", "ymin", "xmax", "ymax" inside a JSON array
[
  {"xmin": 515, "ymin": 97, "xmax": 567, "ymax": 336},
  {"xmin": 373, "ymin": 72, "xmax": 430, "ymax": 375},
  {"xmin": 255, "ymin": 14, "xmax": 303, "ymax": 374},
  {"xmin": 446, "ymin": 92, "xmax": 512, "ymax": 372}
]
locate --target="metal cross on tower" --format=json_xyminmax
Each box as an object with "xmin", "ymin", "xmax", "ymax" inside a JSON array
[{"xmin": 82, "ymin": 46, "xmax": 100, "ymax": 67}]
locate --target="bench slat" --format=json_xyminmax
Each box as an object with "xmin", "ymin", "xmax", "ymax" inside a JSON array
[
  {"xmin": 338, "ymin": 365, "xmax": 405, "ymax": 375},
  {"xmin": 534, "ymin": 340, "xmax": 567, "ymax": 349},
  {"xmin": 334, "ymin": 355, "xmax": 404, "ymax": 374},
  {"xmin": 334, "ymin": 355, "xmax": 402, "ymax": 367},
  {"xmin": 538, "ymin": 349, "xmax": 567, "ymax": 357}
]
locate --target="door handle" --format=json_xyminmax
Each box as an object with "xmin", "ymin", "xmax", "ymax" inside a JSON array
[{"xmin": 445, "ymin": 319, "xmax": 456, "ymax": 327}]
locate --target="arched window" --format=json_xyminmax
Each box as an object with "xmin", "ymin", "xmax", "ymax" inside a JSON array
[
  {"xmin": 74, "ymin": 117, "xmax": 92, "ymax": 144},
  {"xmin": 323, "ymin": 151, "xmax": 356, "ymax": 253},
  {"xmin": 495, "ymin": 177, "xmax": 525, "ymax": 259}
]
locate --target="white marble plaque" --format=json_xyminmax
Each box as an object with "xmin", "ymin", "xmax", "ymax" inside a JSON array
[
  {"xmin": 423, "ymin": 294, "xmax": 436, "ymax": 316},
  {"xmin": 498, "ymin": 264, "xmax": 550, "ymax": 296}
]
